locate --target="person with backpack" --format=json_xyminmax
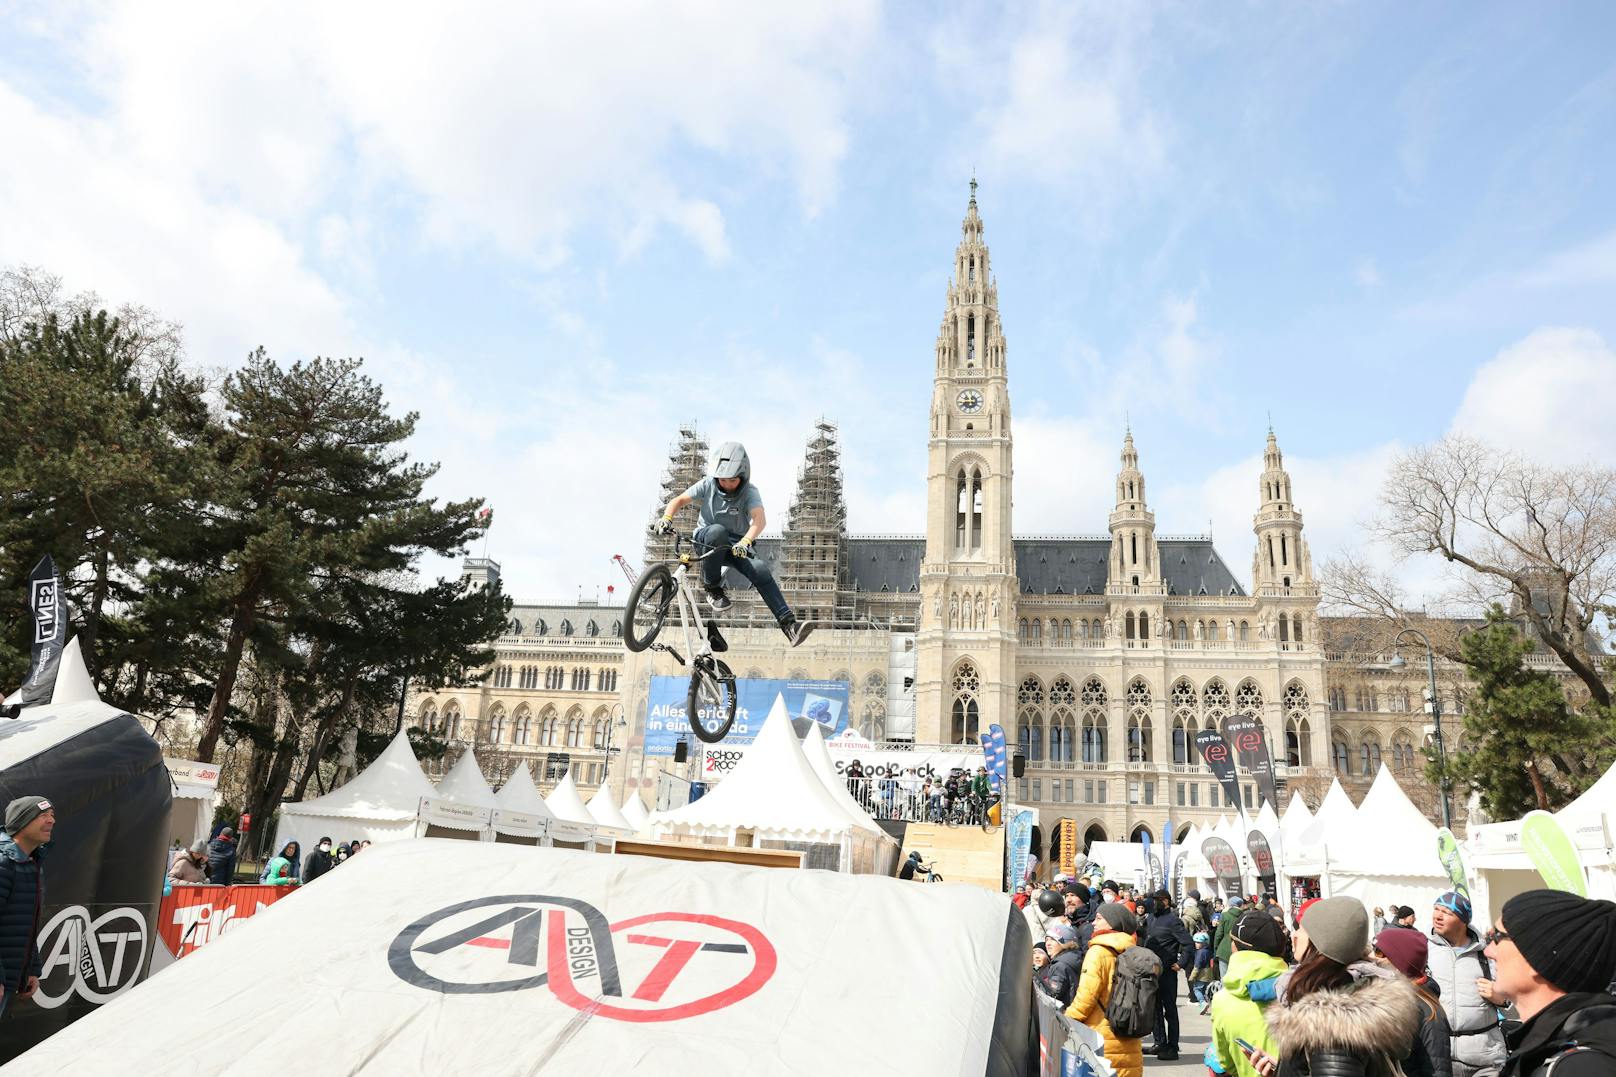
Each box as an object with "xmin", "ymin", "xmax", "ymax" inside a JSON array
[
  {"xmin": 1067, "ymin": 902, "xmax": 1156, "ymax": 1077},
  {"xmin": 1427, "ymin": 891, "xmax": 1507, "ymax": 1077},
  {"xmin": 1487, "ymin": 889, "xmax": 1616, "ymax": 1077}
]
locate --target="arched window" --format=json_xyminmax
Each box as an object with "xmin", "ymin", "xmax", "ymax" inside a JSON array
[
  {"xmin": 1332, "ymin": 738, "xmax": 1351, "ymax": 776},
  {"xmin": 1171, "ymin": 678, "xmax": 1198, "ymax": 765},
  {"xmin": 1080, "ymin": 677, "xmax": 1108, "ymax": 764},
  {"xmin": 1392, "ymin": 730, "xmax": 1416, "ymax": 771},
  {"xmin": 1139, "ymin": 612, "xmax": 1150, "ymax": 639},
  {"xmin": 862, "ymin": 701, "xmax": 887, "ymax": 741},
  {"xmin": 1359, "ymin": 736, "xmax": 1382, "ymax": 774},
  {"xmin": 486, "ymin": 704, "xmax": 507, "ymax": 744},
  {"xmin": 1018, "ymin": 677, "xmax": 1045, "ymax": 763},
  {"xmin": 1239, "ymin": 620, "xmax": 1250, "ymax": 642},
  {"xmin": 1126, "ymin": 679, "xmax": 1152, "ymax": 762},
  {"xmin": 951, "ymin": 660, "xmax": 980, "ymax": 744},
  {"xmin": 1125, "ymin": 611, "xmax": 1136, "ymax": 640},
  {"xmin": 443, "ymin": 702, "xmax": 462, "ymax": 741},
  {"xmin": 1236, "ymin": 680, "xmax": 1264, "ymax": 718},
  {"xmin": 513, "ymin": 705, "xmax": 533, "ymax": 746},
  {"xmin": 1284, "ymin": 683, "xmax": 1312, "ymax": 767}
]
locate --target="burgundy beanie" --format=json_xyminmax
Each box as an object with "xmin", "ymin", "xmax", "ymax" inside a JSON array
[{"xmin": 1374, "ymin": 927, "xmax": 1429, "ymax": 981}]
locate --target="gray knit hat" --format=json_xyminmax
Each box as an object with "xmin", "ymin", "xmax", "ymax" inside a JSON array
[
  {"xmin": 1097, "ymin": 902, "xmax": 1138, "ymax": 935},
  {"xmin": 4, "ymin": 796, "xmax": 51, "ymax": 836},
  {"xmin": 1301, "ymin": 896, "xmax": 1369, "ymax": 964}
]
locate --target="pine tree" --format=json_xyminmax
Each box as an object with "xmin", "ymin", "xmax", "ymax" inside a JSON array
[{"xmin": 1432, "ymin": 605, "xmax": 1616, "ymax": 818}]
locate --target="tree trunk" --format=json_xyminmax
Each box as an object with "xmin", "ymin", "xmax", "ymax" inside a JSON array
[
  {"xmin": 1526, "ymin": 760, "xmax": 1551, "ymax": 811},
  {"xmin": 1508, "ymin": 578, "xmax": 1612, "ymax": 709},
  {"xmin": 82, "ymin": 543, "xmax": 109, "ymax": 683},
  {"xmin": 197, "ymin": 597, "xmax": 256, "ymax": 762},
  {"xmin": 248, "ymin": 729, "xmax": 302, "ymax": 861}
]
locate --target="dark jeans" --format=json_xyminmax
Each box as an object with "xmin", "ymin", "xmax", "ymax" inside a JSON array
[
  {"xmin": 1154, "ymin": 967, "xmax": 1180, "ymax": 1050},
  {"xmin": 694, "ymin": 523, "xmax": 789, "ymax": 621}
]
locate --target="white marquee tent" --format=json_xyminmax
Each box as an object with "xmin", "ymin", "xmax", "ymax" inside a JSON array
[
  {"xmin": 621, "ymin": 793, "xmax": 652, "ymax": 834},
  {"xmin": 1286, "ymin": 778, "xmax": 1359, "ymax": 877},
  {"xmin": 586, "ymin": 782, "xmax": 635, "ymax": 834},
  {"xmin": 1302, "ymin": 768, "xmax": 1450, "ymax": 920},
  {"xmin": 14, "ymin": 841, "xmax": 1038, "ymax": 1076},
  {"xmin": 653, "ymin": 695, "xmax": 899, "ymax": 875},
  {"xmin": 275, "ymin": 727, "xmax": 435, "ymax": 855},
  {"xmin": 418, "ymin": 748, "xmax": 499, "ymax": 840},
  {"xmin": 800, "ymin": 722, "xmax": 885, "ymax": 836},
  {"xmin": 545, "ymin": 770, "xmax": 597, "ymax": 826}
]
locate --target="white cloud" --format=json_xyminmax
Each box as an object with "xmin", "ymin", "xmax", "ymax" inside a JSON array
[{"xmin": 1450, "ymin": 327, "xmax": 1616, "ymax": 463}]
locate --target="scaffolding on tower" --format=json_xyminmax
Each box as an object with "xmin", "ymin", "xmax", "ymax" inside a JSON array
[{"xmin": 778, "ymin": 418, "xmax": 855, "ymax": 626}]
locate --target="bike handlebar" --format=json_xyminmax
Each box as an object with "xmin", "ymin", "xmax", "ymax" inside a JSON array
[{"xmin": 656, "ymin": 529, "xmax": 729, "ymax": 563}]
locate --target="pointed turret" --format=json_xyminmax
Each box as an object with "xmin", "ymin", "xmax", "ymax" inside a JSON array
[
  {"xmin": 1108, "ymin": 429, "xmax": 1161, "ymax": 590},
  {"xmin": 1251, "ymin": 429, "xmax": 1313, "ymax": 592}
]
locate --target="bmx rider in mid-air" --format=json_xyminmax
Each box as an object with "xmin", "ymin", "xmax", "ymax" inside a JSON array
[{"xmin": 656, "ymin": 441, "xmax": 813, "ymax": 648}]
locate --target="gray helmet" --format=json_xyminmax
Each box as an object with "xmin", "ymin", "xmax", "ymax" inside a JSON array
[{"xmin": 711, "ymin": 442, "xmax": 750, "ymax": 486}]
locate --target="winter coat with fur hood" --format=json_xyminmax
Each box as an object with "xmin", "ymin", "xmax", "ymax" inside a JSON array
[{"xmin": 1268, "ymin": 964, "xmax": 1423, "ymax": 1077}]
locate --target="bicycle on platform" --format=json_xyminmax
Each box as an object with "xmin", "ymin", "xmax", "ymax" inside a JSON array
[{"xmin": 622, "ymin": 529, "xmax": 738, "ymax": 743}]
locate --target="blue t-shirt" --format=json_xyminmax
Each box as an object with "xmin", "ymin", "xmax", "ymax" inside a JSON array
[{"xmin": 682, "ymin": 477, "xmax": 763, "ymax": 539}]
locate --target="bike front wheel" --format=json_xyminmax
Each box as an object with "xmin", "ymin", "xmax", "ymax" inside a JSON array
[
  {"xmin": 685, "ymin": 657, "xmax": 737, "ymax": 743},
  {"xmin": 623, "ymin": 564, "xmax": 676, "ymax": 652}
]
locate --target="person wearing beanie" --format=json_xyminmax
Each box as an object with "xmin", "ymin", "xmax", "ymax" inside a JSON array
[
  {"xmin": 1266, "ymin": 896, "xmax": 1422, "ymax": 1076},
  {"xmin": 1038, "ymin": 923, "xmax": 1085, "ymax": 1008},
  {"xmin": 1489, "ymin": 889, "xmax": 1616, "ymax": 1076},
  {"xmin": 0, "ymin": 795, "xmax": 54, "ymax": 1017},
  {"xmin": 1375, "ymin": 927, "xmax": 1454, "ymax": 1077},
  {"xmin": 1428, "ymin": 889, "xmax": 1506, "ymax": 1077},
  {"xmin": 1141, "ymin": 889, "xmax": 1194, "ymax": 1060},
  {"xmin": 167, "ymin": 839, "xmax": 209, "ymax": 885},
  {"xmin": 1214, "ymin": 895, "xmax": 1247, "ymax": 978},
  {"xmin": 206, "ymin": 825, "xmax": 237, "ymax": 886},
  {"xmin": 1208, "ymin": 909, "xmax": 1290, "ymax": 1077},
  {"xmin": 1067, "ymin": 896, "xmax": 1146, "ymax": 1077}
]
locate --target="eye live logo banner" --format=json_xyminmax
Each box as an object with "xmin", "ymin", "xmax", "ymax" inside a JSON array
[{"xmin": 389, "ymin": 894, "xmax": 776, "ymax": 1023}]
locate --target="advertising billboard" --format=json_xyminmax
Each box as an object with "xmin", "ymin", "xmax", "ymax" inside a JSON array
[{"xmin": 644, "ymin": 677, "xmax": 850, "ymax": 757}]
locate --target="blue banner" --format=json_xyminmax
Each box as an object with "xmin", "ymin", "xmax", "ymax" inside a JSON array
[
  {"xmin": 1007, "ymin": 808, "xmax": 1035, "ymax": 891},
  {"xmin": 983, "ymin": 724, "xmax": 1008, "ymax": 791},
  {"xmin": 1139, "ymin": 831, "xmax": 1154, "ymax": 890},
  {"xmin": 644, "ymin": 677, "xmax": 850, "ymax": 756}
]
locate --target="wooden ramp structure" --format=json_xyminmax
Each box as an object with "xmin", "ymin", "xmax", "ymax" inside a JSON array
[{"xmin": 902, "ymin": 823, "xmax": 1005, "ymax": 892}]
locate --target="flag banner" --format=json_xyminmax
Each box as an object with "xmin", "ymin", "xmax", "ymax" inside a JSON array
[
  {"xmin": 1435, "ymin": 827, "xmax": 1471, "ymax": 900},
  {"xmin": 1194, "ymin": 729, "xmax": 1246, "ymax": 817},
  {"xmin": 1058, "ymin": 818, "xmax": 1078, "ymax": 877},
  {"xmin": 1246, "ymin": 829, "xmax": 1276, "ymax": 887},
  {"xmin": 1201, "ymin": 836, "xmax": 1243, "ymax": 898},
  {"xmin": 1172, "ymin": 852, "xmax": 1188, "ymax": 903},
  {"xmin": 1521, "ymin": 810, "xmax": 1588, "ymax": 897},
  {"xmin": 1139, "ymin": 831, "xmax": 1153, "ymax": 892},
  {"xmin": 1223, "ymin": 714, "xmax": 1280, "ymax": 814},
  {"xmin": 1162, "ymin": 819, "xmax": 1175, "ymax": 891},
  {"xmin": 1007, "ymin": 809, "xmax": 1035, "ymax": 892},
  {"xmin": 21, "ymin": 554, "xmax": 66, "ymax": 707},
  {"xmin": 983, "ymin": 724, "xmax": 1008, "ymax": 792}
]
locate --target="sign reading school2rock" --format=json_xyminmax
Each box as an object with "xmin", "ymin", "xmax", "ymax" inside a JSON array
[{"xmin": 643, "ymin": 677, "xmax": 850, "ymax": 756}]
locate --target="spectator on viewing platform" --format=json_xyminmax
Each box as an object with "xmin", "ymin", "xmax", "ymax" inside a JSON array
[
  {"xmin": 168, "ymin": 840, "xmax": 208, "ymax": 885},
  {"xmin": 1266, "ymin": 896, "xmax": 1421, "ymax": 1077},
  {"xmin": 261, "ymin": 841, "xmax": 300, "ymax": 885},
  {"xmin": 1427, "ymin": 890, "xmax": 1506, "ymax": 1077},
  {"xmin": 303, "ymin": 837, "xmax": 334, "ymax": 884},
  {"xmin": 206, "ymin": 826, "xmax": 237, "ymax": 885},
  {"xmin": 1488, "ymin": 890, "xmax": 1616, "ymax": 1077},
  {"xmin": 1374, "ymin": 926, "xmax": 1453, "ymax": 1077},
  {"xmin": 1143, "ymin": 888, "xmax": 1194, "ymax": 1061},
  {"xmin": 1067, "ymin": 902, "xmax": 1146, "ymax": 1077},
  {"xmin": 1208, "ymin": 909, "xmax": 1288, "ymax": 1077},
  {"xmin": 0, "ymin": 797, "xmax": 53, "ymax": 1018}
]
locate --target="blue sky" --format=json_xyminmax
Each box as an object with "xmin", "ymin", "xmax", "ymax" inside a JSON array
[{"xmin": 3, "ymin": 2, "xmax": 1614, "ymax": 602}]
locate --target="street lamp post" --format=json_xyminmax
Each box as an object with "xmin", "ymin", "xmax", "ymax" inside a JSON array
[
  {"xmin": 603, "ymin": 711, "xmax": 628, "ymax": 799},
  {"xmin": 1389, "ymin": 628, "xmax": 1453, "ymax": 829}
]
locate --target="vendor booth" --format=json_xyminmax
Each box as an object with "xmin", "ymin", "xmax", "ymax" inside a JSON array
[
  {"xmin": 489, "ymin": 762, "xmax": 558, "ymax": 845},
  {"xmin": 12, "ymin": 840, "xmax": 1037, "ymax": 1075},
  {"xmin": 544, "ymin": 771, "xmax": 607, "ymax": 849},
  {"xmin": 1311, "ymin": 766, "xmax": 1450, "ymax": 921},
  {"xmin": 654, "ymin": 696, "xmax": 900, "ymax": 875},
  {"xmin": 274, "ymin": 726, "xmax": 435, "ymax": 856},
  {"xmin": 0, "ymin": 638, "xmax": 170, "ymax": 1062},
  {"xmin": 417, "ymin": 749, "xmax": 497, "ymax": 841},
  {"xmin": 163, "ymin": 758, "xmax": 219, "ymax": 849}
]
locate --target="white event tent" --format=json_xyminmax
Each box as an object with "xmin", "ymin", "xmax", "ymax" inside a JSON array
[
  {"xmin": 275, "ymin": 727, "xmax": 436, "ymax": 855},
  {"xmin": 1309, "ymin": 767, "xmax": 1450, "ymax": 916},
  {"xmin": 653, "ymin": 695, "xmax": 900, "ymax": 874},
  {"xmin": 1467, "ymin": 760, "xmax": 1616, "ymax": 923},
  {"xmin": 419, "ymin": 748, "xmax": 499, "ymax": 840},
  {"xmin": 1286, "ymin": 778, "xmax": 1359, "ymax": 878},
  {"xmin": 801, "ymin": 722, "xmax": 885, "ymax": 836},
  {"xmin": 620, "ymin": 793, "xmax": 652, "ymax": 834},
  {"xmin": 488, "ymin": 762, "xmax": 561, "ymax": 844},
  {"xmin": 541, "ymin": 770, "xmax": 606, "ymax": 849},
  {"xmin": 586, "ymin": 782, "xmax": 635, "ymax": 834}
]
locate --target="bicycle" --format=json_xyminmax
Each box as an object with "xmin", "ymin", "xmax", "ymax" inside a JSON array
[{"xmin": 622, "ymin": 529, "xmax": 739, "ymax": 743}]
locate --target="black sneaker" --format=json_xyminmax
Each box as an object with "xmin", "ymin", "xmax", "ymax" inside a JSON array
[
  {"xmin": 704, "ymin": 586, "xmax": 731, "ymax": 611},
  {"xmin": 780, "ymin": 617, "xmax": 814, "ymax": 648}
]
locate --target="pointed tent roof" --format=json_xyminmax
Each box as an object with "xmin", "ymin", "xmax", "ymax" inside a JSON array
[
  {"xmin": 1558, "ymin": 758, "xmax": 1616, "ymax": 827},
  {"xmin": 621, "ymin": 794, "xmax": 651, "ymax": 833},
  {"xmin": 50, "ymin": 636, "xmax": 100, "ymax": 705},
  {"xmin": 545, "ymin": 770, "xmax": 595, "ymax": 826},
  {"xmin": 493, "ymin": 762, "xmax": 555, "ymax": 819},
  {"xmin": 800, "ymin": 723, "xmax": 884, "ymax": 835},
  {"xmin": 1328, "ymin": 766, "xmax": 1443, "ymax": 876},
  {"xmin": 1280, "ymin": 792, "xmax": 1315, "ymax": 838},
  {"xmin": 586, "ymin": 783, "xmax": 633, "ymax": 831},
  {"xmin": 435, "ymin": 748, "xmax": 498, "ymax": 809},
  {"xmin": 1253, "ymin": 800, "xmax": 1281, "ymax": 838},
  {"xmin": 281, "ymin": 726, "xmax": 435, "ymax": 822},
  {"xmin": 1297, "ymin": 778, "xmax": 1358, "ymax": 849},
  {"xmin": 657, "ymin": 695, "xmax": 872, "ymax": 837}
]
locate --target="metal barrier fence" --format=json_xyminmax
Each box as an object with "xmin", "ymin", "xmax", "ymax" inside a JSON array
[{"xmin": 842, "ymin": 775, "xmax": 998, "ymax": 825}]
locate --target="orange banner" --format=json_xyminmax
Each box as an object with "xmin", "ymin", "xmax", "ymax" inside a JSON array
[
  {"xmin": 158, "ymin": 884, "xmax": 298, "ymax": 958},
  {"xmin": 1058, "ymin": 819, "xmax": 1077, "ymax": 877}
]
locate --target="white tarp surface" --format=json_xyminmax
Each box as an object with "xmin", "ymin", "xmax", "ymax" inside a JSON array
[{"xmin": 13, "ymin": 840, "xmax": 1029, "ymax": 1075}]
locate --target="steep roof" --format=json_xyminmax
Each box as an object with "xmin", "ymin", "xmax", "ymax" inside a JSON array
[
  {"xmin": 435, "ymin": 748, "xmax": 499, "ymax": 810},
  {"xmin": 281, "ymin": 727, "xmax": 435, "ymax": 822},
  {"xmin": 586, "ymin": 783, "xmax": 633, "ymax": 830},
  {"xmin": 492, "ymin": 762, "xmax": 556, "ymax": 821},
  {"xmin": 544, "ymin": 770, "xmax": 596, "ymax": 825},
  {"xmin": 504, "ymin": 602, "xmax": 624, "ymax": 640}
]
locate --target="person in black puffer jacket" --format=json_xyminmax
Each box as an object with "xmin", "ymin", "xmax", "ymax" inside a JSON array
[
  {"xmin": 1266, "ymin": 897, "xmax": 1421, "ymax": 1077},
  {"xmin": 1142, "ymin": 889, "xmax": 1194, "ymax": 1060},
  {"xmin": 0, "ymin": 796, "xmax": 54, "ymax": 1018},
  {"xmin": 206, "ymin": 826, "xmax": 238, "ymax": 886},
  {"xmin": 1037, "ymin": 924, "xmax": 1086, "ymax": 1007},
  {"xmin": 1489, "ymin": 890, "xmax": 1616, "ymax": 1077}
]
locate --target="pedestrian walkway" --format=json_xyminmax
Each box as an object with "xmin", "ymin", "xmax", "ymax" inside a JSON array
[{"xmin": 1146, "ymin": 1003, "xmax": 1212, "ymax": 1074}]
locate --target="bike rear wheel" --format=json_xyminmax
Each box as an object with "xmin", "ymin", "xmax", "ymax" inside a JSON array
[
  {"xmin": 623, "ymin": 564, "xmax": 676, "ymax": 652},
  {"xmin": 685, "ymin": 657, "xmax": 737, "ymax": 743}
]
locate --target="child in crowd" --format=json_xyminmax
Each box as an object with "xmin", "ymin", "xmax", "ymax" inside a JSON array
[{"xmin": 1188, "ymin": 931, "xmax": 1216, "ymax": 1006}]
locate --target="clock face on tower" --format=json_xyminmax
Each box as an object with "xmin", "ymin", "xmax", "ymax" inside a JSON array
[{"xmin": 956, "ymin": 388, "xmax": 984, "ymax": 414}]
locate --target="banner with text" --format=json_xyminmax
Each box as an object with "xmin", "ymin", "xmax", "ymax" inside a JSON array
[
  {"xmin": 645, "ymin": 677, "xmax": 850, "ymax": 757},
  {"xmin": 700, "ymin": 739, "xmax": 977, "ymax": 783}
]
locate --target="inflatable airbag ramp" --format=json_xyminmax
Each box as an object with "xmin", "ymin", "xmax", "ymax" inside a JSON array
[{"xmin": 10, "ymin": 840, "xmax": 1035, "ymax": 1076}]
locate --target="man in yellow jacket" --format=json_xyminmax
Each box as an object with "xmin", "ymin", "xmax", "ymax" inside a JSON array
[{"xmin": 1067, "ymin": 902, "xmax": 1145, "ymax": 1077}]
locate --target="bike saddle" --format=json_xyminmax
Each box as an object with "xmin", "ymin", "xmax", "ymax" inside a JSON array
[{"xmin": 706, "ymin": 621, "xmax": 729, "ymax": 653}]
